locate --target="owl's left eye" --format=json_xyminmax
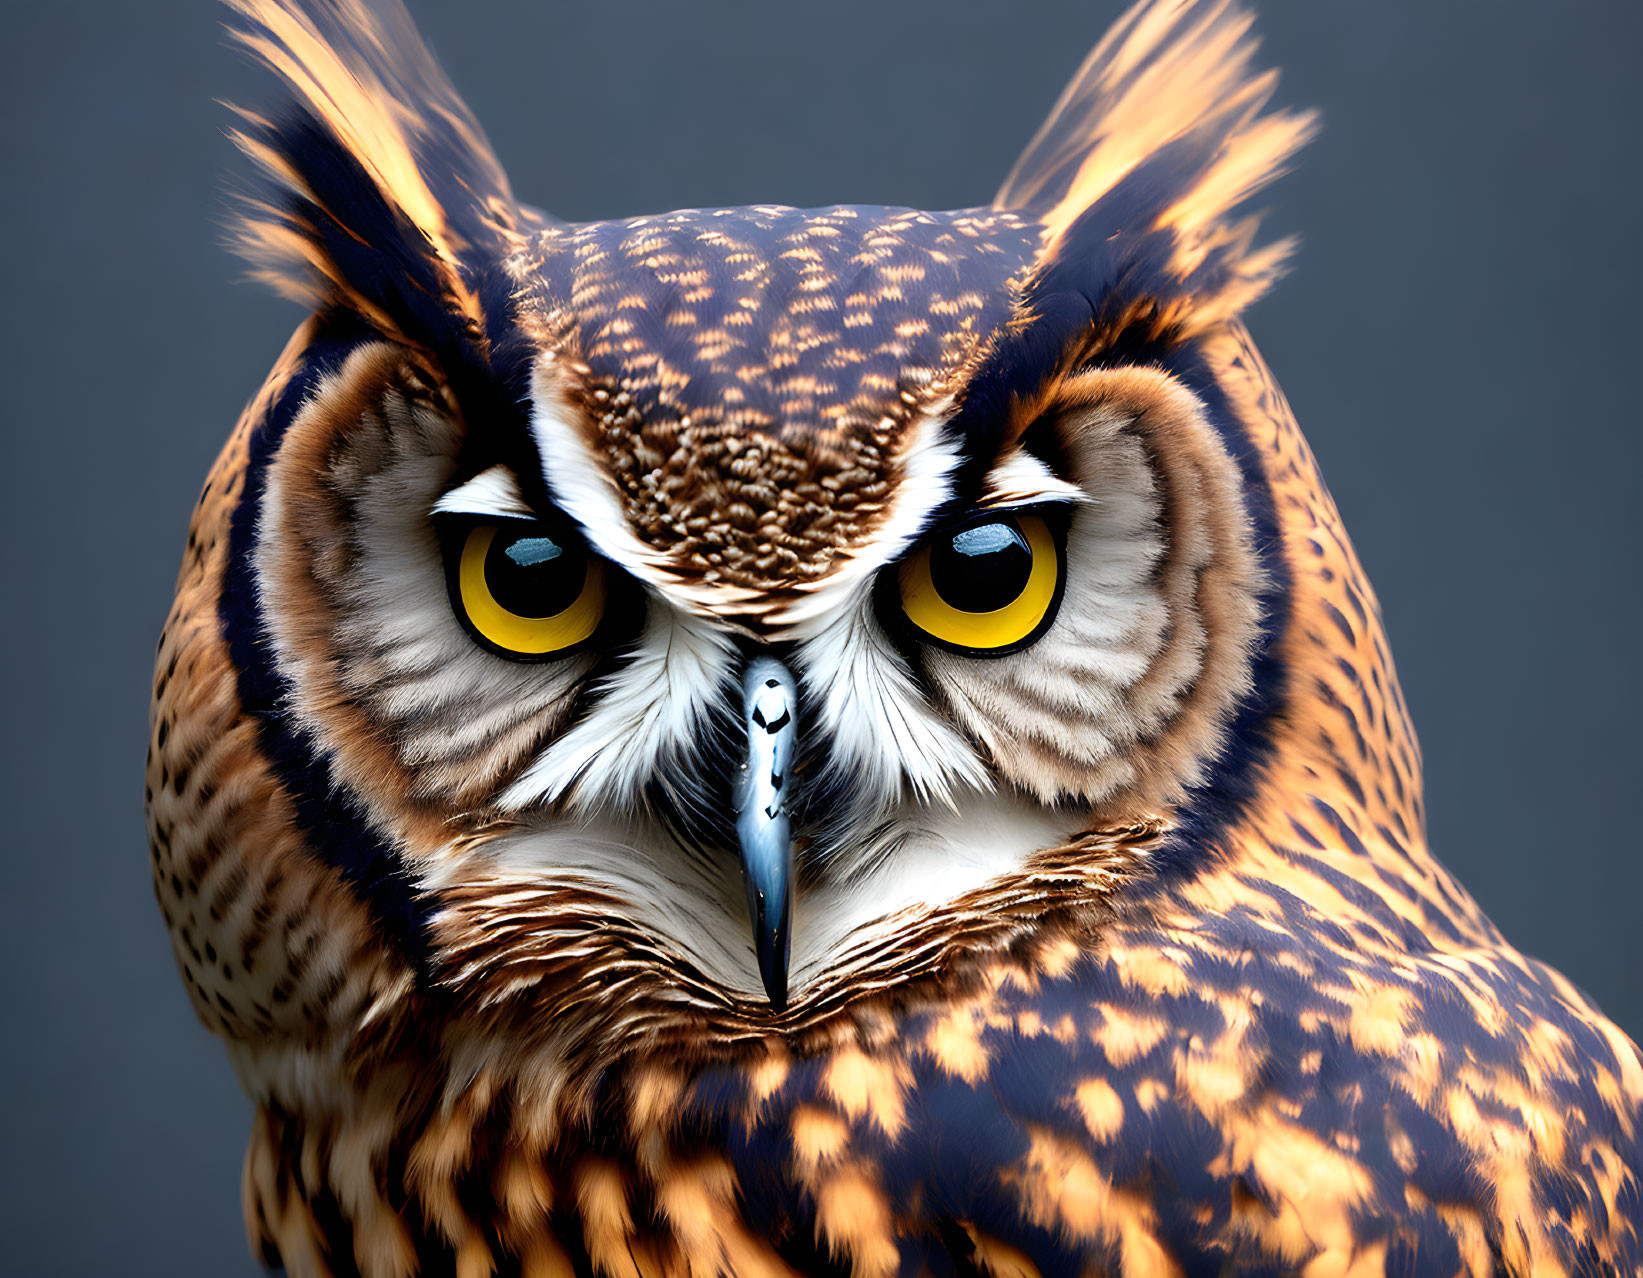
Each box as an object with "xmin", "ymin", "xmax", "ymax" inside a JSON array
[
  {"xmin": 444, "ymin": 520, "xmax": 607, "ymax": 660},
  {"xmin": 893, "ymin": 510, "xmax": 1065, "ymax": 655}
]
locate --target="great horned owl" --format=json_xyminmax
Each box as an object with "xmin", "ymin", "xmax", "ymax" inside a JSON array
[{"xmin": 146, "ymin": 0, "xmax": 1643, "ymax": 1272}]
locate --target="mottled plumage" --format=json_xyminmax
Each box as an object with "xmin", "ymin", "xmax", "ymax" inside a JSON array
[{"xmin": 147, "ymin": 0, "xmax": 1642, "ymax": 1274}]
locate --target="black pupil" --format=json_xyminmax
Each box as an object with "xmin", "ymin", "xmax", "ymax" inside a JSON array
[
  {"xmin": 484, "ymin": 525, "xmax": 587, "ymax": 618},
  {"xmin": 929, "ymin": 519, "xmax": 1033, "ymax": 613}
]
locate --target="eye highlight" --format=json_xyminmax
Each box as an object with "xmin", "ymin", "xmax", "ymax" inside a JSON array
[
  {"xmin": 896, "ymin": 512, "xmax": 1063, "ymax": 655},
  {"xmin": 449, "ymin": 520, "xmax": 606, "ymax": 659}
]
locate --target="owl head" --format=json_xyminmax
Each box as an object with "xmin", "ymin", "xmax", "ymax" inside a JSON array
[{"xmin": 151, "ymin": 0, "xmax": 1316, "ymax": 1085}]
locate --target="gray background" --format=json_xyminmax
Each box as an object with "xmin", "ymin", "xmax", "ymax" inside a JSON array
[{"xmin": 3, "ymin": 2, "xmax": 1639, "ymax": 1273}]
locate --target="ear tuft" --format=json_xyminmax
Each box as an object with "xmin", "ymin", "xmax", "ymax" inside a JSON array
[
  {"xmin": 224, "ymin": 0, "xmax": 525, "ymax": 357},
  {"xmin": 995, "ymin": 0, "xmax": 1316, "ymax": 335}
]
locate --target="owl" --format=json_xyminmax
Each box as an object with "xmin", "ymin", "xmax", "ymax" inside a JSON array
[{"xmin": 146, "ymin": 0, "xmax": 1642, "ymax": 1273}]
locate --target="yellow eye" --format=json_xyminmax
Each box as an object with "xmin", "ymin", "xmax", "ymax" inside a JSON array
[
  {"xmin": 897, "ymin": 512, "xmax": 1062, "ymax": 654},
  {"xmin": 452, "ymin": 522, "xmax": 606, "ymax": 659}
]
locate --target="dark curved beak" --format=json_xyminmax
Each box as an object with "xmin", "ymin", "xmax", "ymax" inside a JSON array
[{"xmin": 734, "ymin": 656, "xmax": 797, "ymax": 1010}]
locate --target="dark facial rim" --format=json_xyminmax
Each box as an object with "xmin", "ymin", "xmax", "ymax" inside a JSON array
[{"xmin": 221, "ymin": 323, "xmax": 433, "ymax": 968}]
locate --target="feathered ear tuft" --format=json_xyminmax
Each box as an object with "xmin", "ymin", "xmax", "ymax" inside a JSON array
[
  {"xmin": 995, "ymin": 0, "xmax": 1316, "ymax": 339},
  {"xmin": 224, "ymin": 0, "xmax": 526, "ymax": 359}
]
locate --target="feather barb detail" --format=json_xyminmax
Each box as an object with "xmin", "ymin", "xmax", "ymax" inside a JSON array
[
  {"xmin": 223, "ymin": 0, "xmax": 523, "ymax": 350},
  {"xmin": 995, "ymin": 0, "xmax": 1316, "ymax": 330}
]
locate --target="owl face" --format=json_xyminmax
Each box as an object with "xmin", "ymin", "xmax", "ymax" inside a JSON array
[
  {"xmin": 248, "ymin": 213, "xmax": 1267, "ymax": 1016},
  {"xmin": 158, "ymin": 0, "xmax": 1310, "ymax": 1058}
]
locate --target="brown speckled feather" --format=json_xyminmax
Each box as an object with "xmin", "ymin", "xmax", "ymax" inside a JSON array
[
  {"xmin": 516, "ymin": 207, "xmax": 1038, "ymax": 592},
  {"xmin": 149, "ymin": 1, "xmax": 1642, "ymax": 1274}
]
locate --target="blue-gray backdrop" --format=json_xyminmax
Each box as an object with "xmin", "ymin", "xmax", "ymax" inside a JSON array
[{"xmin": 2, "ymin": 3, "xmax": 1638, "ymax": 1273}]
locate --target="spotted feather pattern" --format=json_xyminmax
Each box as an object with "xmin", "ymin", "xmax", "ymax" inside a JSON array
[
  {"xmin": 147, "ymin": 0, "xmax": 1643, "ymax": 1273},
  {"xmin": 514, "ymin": 208, "xmax": 1038, "ymax": 592},
  {"xmin": 172, "ymin": 326, "xmax": 1642, "ymax": 1277},
  {"xmin": 156, "ymin": 315, "xmax": 1643, "ymax": 1261}
]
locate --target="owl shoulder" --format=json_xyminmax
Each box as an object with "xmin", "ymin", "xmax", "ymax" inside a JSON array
[{"xmin": 682, "ymin": 875, "xmax": 1643, "ymax": 1274}]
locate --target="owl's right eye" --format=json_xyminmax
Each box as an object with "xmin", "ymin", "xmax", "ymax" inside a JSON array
[{"xmin": 445, "ymin": 520, "xmax": 607, "ymax": 660}]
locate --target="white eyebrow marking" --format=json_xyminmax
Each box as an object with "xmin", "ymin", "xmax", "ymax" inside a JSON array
[
  {"xmin": 773, "ymin": 401, "xmax": 961, "ymax": 630},
  {"xmin": 980, "ymin": 447, "xmax": 1093, "ymax": 509},
  {"xmin": 527, "ymin": 355, "xmax": 762, "ymax": 616},
  {"xmin": 431, "ymin": 464, "xmax": 537, "ymax": 519}
]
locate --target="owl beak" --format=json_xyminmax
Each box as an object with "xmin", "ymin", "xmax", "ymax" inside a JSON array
[{"xmin": 735, "ymin": 656, "xmax": 797, "ymax": 1010}]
